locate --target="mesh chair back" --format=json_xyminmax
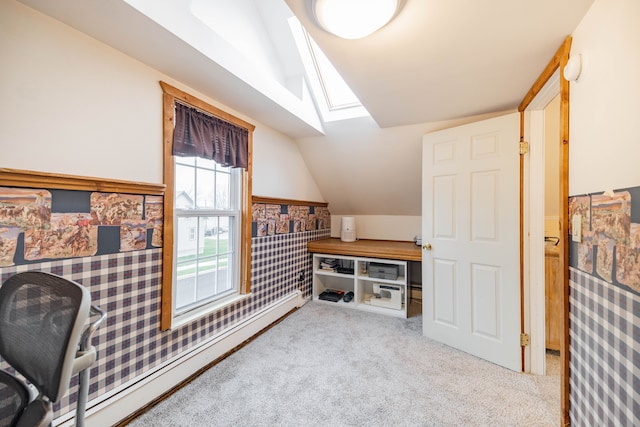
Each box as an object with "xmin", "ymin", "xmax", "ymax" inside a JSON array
[{"xmin": 0, "ymin": 272, "xmax": 90, "ymax": 402}]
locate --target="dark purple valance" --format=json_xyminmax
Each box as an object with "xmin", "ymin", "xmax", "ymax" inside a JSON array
[{"xmin": 172, "ymin": 102, "xmax": 249, "ymax": 169}]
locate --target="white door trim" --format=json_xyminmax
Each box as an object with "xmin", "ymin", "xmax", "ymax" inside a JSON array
[
  {"xmin": 525, "ymin": 109, "xmax": 546, "ymax": 375},
  {"xmin": 524, "ymin": 70, "xmax": 560, "ymax": 375}
]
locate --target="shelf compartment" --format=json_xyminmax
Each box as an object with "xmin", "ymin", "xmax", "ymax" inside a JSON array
[
  {"xmin": 313, "ymin": 274, "xmax": 353, "ymax": 298},
  {"xmin": 315, "ymin": 255, "xmax": 356, "ymax": 276},
  {"xmin": 312, "ymin": 253, "xmax": 408, "ymax": 318},
  {"xmin": 358, "ymin": 281, "xmax": 405, "ymax": 310}
]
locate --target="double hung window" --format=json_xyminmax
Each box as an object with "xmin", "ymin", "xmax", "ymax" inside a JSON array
[
  {"xmin": 160, "ymin": 82, "xmax": 254, "ymax": 330},
  {"xmin": 173, "ymin": 157, "xmax": 240, "ymax": 316}
]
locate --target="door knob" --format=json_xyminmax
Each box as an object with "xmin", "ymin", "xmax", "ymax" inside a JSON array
[{"xmin": 422, "ymin": 243, "xmax": 432, "ymax": 250}]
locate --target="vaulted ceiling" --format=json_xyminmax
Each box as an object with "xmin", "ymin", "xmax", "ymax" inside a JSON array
[
  {"xmin": 19, "ymin": 0, "xmax": 595, "ymax": 215},
  {"xmin": 287, "ymin": 0, "xmax": 594, "ymax": 127}
]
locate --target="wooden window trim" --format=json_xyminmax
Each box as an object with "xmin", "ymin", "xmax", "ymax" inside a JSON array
[{"xmin": 159, "ymin": 81, "xmax": 255, "ymax": 331}]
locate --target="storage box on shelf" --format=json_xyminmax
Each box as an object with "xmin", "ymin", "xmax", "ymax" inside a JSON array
[{"xmin": 312, "ymin": 253, "xmax": 408, "ymax": 318}]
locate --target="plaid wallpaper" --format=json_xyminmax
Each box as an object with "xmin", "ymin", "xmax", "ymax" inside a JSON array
[
  {"xmin": 0, "ymin": 228, "xmax": 330, "ymax": 421},
  {"xmin": 569, "ymin": 267, "xmax": 640, "ymax": 426}
]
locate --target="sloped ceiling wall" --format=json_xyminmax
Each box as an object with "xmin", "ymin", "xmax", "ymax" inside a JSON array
[
  {"xmin": 297, "ymin": 111, "xmax": 511, "ymax": 215},
  {"xmin": 298, "ymin": 117, "xmax": 424, "ymax": 215}
]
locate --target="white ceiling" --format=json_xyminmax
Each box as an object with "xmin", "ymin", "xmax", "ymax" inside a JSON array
[
  {"xmin": 286, "ymin": 0, "xmax": 594, "ymax": 128},
  {"xmin": 18, "ymin": 0, "xmax": 595, "ymax": 134},
  {"xmin": 18, "ymin": 0, "xmax": 595, "ymax": 217}
]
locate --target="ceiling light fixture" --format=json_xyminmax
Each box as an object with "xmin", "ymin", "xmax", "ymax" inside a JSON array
[{"xmin": 313, "ymin": 0, "xmax": 399, "ymax": 40}]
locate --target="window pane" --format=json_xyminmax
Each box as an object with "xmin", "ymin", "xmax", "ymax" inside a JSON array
[
  {"xmin": 177, "ymin": 217, "xmax": 198, "ymax": 261},
  {"xmin": 196, "ymin": 259, "xmax": 216, "ymax": 300},
  {"xmin": 196, "ymin": 157, "xmax": 216, "ymax": 170},
  {"xmin": 175, "ymin": 258, "xmax": 196, "ymax": 310},
  {"xmin": 196, "ymin": 168, "xmax": 215, "ymax": 209},
  {"xmin": 217, "ymin": 254, "xmax": 232, "ymax": 293},
  {"xmin": 215, "ymin": 171, "xmax": 230, "ymax": 210},
  {"xmin": 203, "ymin": 217, "xmax": 218, "ymax": 241},
  {"xmin": 216, "ymin": 163, "xmax": 230, "ymax": 173},
  {"xmin": 175, "ymin": 164, "xmax": 195, "ymax": 209},
  {"xmin": 219, "ymin": 216, "xmax": 230, "ymax": 237},
  {"xmin": 307, "ymin": 35, "xmax": 361, "ymax": 110},
  {"xmin": 176, "ymin": 156, "xmax": 195, "ymax": 166},
  {"xmin": 219, "ymin": 222, "xmax": 230, "ymax": 254}
]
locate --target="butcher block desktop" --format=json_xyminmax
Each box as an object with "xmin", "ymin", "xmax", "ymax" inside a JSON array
[{"xmin": 307, "ymin": 238, "xmax": 421, "ymax": 261}]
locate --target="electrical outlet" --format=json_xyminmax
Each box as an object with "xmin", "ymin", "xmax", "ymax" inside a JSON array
[{"xmin": 572, "ymin": 214, "xmax": 582, "ymax": 242}]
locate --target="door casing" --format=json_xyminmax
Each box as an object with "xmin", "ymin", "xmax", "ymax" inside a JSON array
[
  {"xmin": 518, "ymin": 36, "xmax": 572, "ymax": 426},
  {"xmin": 522, "ymin": 70, "xmax": 560, "ymax": 375}
]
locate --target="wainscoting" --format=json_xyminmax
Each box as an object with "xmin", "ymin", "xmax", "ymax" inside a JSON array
[{"xmin": 569, "ymin": 267, "xmax": 639, "ymax": 425}]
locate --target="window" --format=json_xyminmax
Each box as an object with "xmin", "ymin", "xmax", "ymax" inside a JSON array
[
  {"xmin": 174, "ymin": 157, "xmax": 241, "ymax": 316},
  {"xmin": 288, "ymin": 17, "xmax": 370, "ymax": 123},
  {"xmin": 305, "ymin": 33, "xmax": 360, "ymax": 111},
  {"xmin": 160, "ymin": 81, "xmax": 254, "ymax": 330}
]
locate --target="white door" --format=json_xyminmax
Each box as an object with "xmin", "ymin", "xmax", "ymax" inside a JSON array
[{"xmin": 422, "ymin": 113, "xmax": 521, "ymax": 371}]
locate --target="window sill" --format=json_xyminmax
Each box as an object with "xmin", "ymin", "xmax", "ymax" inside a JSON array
[{"xmin": 170, "ymin": 293, "xmax": 252, "ymax": 330}]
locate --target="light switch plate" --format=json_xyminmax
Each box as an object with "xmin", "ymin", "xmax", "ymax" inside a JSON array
[{"xmin": 572, "ymin": 214, "xmax": 582, "ymax": 242}]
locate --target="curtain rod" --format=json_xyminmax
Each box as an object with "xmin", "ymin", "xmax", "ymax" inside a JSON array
[
  {"xmin": 159, "ymin": 80, "xmax": 255, "ymax": 132},
  {"xmin": 174, "ymin": 100, "xmax": 242, "ymax": 126}
]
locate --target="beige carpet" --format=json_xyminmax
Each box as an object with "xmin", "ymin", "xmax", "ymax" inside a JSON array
[{"xmin": 129, "ymin": 301, "xmax": 560, "ymax": 426}]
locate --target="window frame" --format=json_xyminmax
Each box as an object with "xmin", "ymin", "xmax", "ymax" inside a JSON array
[
  {"xmin": 288, "ymin": 17, "xmax": 370, "ymax": 123},
  {"xmin": 159, "ymin": 81, "xmax": 254, "ymax": 331}
]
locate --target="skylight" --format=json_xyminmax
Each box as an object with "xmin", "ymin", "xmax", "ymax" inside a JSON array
[
  {"xmin": 289, "ymin": 17, "xmax": 370, "ymax": 122},
  {"xmin": 304, "ymin": 33, "xmax": 360, "ymax": 111}
]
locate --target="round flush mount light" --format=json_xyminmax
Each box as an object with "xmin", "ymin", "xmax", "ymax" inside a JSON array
[{"xmin": 313, "ymin": 0, "xmax": 399, "ymax": 40}]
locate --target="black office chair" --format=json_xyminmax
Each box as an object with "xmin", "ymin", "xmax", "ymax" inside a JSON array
[{"xmin": 0, "ymin": 271, "xmax": 106, "ymax": 427}]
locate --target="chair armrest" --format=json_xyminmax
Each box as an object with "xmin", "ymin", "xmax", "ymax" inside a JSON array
[
  {"xmin": 71, "ymin": 349, "xmax": 97, "ymax": 376},
  {"xmin": 79, "ymin": 305, "xmax": 106, "ymax": 352},
  {"xmin": 71, "ymin": 305, "xmax": 106, "ymax": 376}
]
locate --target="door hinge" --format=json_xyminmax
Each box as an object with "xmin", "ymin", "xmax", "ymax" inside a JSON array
[
  {"xmin": 519, "ymin": 141, "xmax": 529, "ymax": 155},
  {"xmin": 520, "ymin": 333, "xmax": 530, "ymax": 347}
]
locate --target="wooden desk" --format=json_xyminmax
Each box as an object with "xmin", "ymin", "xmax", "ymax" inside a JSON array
[{"xmin": 307, "ymin": 238, "xmax": 422, "ymax": 261}]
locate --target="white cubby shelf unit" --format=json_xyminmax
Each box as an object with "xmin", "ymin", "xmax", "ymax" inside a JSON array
[{"xmin": 312, "ymin": 253, "xmax": 408, "ymax": 318}]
